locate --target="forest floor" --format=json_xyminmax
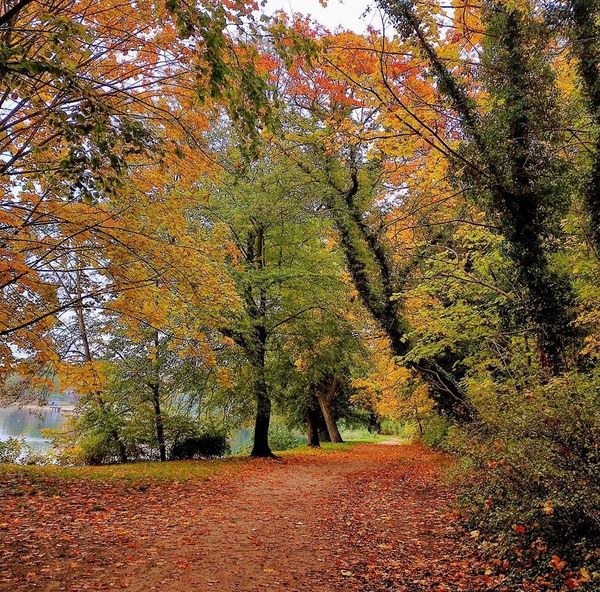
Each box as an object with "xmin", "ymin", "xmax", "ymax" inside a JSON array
[{"xmin": 0, "ymin": 442, "xmax": 499, "ymax": 592}]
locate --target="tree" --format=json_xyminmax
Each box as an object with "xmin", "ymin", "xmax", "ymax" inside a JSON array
[
  {"xmin": 266, "ymin": 27, "xmax": 473, "ymax": 416},
  {"xmin": 0, "ymin": 0, "xmax": 270, "ymax": 375},
  {"xmin": 201, "ymin": 148, "xmax": 351, "ymax": 456},
  {"xmin": 564, "ymin": 0, "xmax": 600, "ymax": 253},
  {"xmin": 377, "ymin": 0, "xmax": 577, "ymax": 372},
  {"xmin": 278, "ymin": 306, "xmax": 369, "ymax": 445}
]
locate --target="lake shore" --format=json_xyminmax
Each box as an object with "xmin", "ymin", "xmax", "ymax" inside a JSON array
[{"xmin": 18, "ymin": 403, "xmax": 76, "ymax": 413}]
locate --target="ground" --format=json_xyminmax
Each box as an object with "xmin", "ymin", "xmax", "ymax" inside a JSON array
[{"xmin": 0, "ymin": 442, "xmax": 497, "ymax": 592}]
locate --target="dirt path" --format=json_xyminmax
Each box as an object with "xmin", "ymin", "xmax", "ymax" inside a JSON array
[{"xmin": 0, "ymin": 443, "xmax": 495, "ymax": 592}]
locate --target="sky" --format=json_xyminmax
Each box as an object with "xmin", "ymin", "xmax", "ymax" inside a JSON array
[{"xmin": 262, "ymin": 0, "xmax": 379, "ymax": 32}]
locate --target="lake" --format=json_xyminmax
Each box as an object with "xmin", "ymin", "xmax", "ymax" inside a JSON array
[
  {"xmin": 0, "ymin": 405, "xmax": 251, "ymax": 456},
  {"xmin": 0, "ymin": 404, "xmax": 67, "ymax": 452}
]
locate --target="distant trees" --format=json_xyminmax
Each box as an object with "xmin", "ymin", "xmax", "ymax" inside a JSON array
[
  {"xmin": 279, "ymin": 308, "xmax": 368, "ymax": 446},
  {"xmin": 270, "ymin": 41, "xmax": 473, "ymax": 418}
]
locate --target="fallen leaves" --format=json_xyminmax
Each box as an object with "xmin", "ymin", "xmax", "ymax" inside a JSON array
[
  {"xmin": 0, "ymin": 444, "xmax": 526, "ymax": 592},
  {"xmin": 550, "ymin": 555, "xmax": 567, "ymax": 572},
  {"xmin": 310, "ymin": 443, "xmax": 500, "ymax": 592},
  {"xmin": 0, "ymin": 464, "xmax": 251, "ymax": 591}
]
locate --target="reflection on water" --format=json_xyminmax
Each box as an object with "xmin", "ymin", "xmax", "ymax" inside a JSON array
[{"xmin": 0, "ymin": 405, "xmax": 66, "ymax": 452}]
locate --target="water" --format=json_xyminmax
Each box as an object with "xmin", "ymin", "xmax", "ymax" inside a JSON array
[
  {"xmin": 0, "ymin": 405, "xmax": 67, "ymax": 452},
  {"xmin": 0, "ymin": 405, "xmax": 253, "ymax": 458},
  {"xmin": 230, "ymin": 428, "xmax": 251, "ymax": 454}
]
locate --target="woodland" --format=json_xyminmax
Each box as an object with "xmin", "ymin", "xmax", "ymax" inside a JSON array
[{"xmin": 0, "ymin": 0, "xmax": 600, "ymax": 590}]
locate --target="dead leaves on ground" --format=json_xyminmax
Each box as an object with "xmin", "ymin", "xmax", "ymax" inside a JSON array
[{"xmin": 0, "ymin": 444, "xmax": 548, "ymax": 592}]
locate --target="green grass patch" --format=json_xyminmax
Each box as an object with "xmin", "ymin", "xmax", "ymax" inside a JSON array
[
  {"xmin": 0, "ymin": 437, "xmax": 390, "ymax": 483},
  {"xmin": 0, "ymin": 456, "xmax": 250, "ymax": 483},
  {"xmin": 279, "ymin": 438, "xmax": 392, "ymax": 456},
  {"xmin": 340, "ymin": 429, "xmax": 398, "ymax": 444},
  {"xmin": 278, "ymin": 442, "xmax": 357, "ymax": 457}
]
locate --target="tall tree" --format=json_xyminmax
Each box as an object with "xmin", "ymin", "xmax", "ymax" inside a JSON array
[
  {"xmin": 202, "ymin": 149, "xmax": 349, "ymax": 456},
  {"xmin": 565, "ymin": 0, "xmax": 600, "ymax": 253},
  {"xmin": 376, "ymin": 0, "xmax": 577, "ymax": 372},
  {"xmin": 267, "ymin": 33, "xmax": 474, "ymax": 416}
]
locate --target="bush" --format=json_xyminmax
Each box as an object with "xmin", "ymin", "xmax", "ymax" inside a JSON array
[
  {"xmin": 240, "ymin": 422, "xmax": 305, "ymax": 454},
  {"xmin": 421, "ymin": 413, "xmax": 454, "ymax": 449},
  {"xmin": 77, "ymin": 431, "xmax": 124, "ymax": 465},
  {"xmin": 380, "ymin": 418, "xmax": 402, "ymax": 435},
  {"xmin": 266, "ymin": 422, "xmax": 305, "ymax": 451},
  {"xmin": 0, "ymin": 437, "xmax": 24, "ymax": 463},
  {"xmin": 456, "ymin": 371, "xmax": 600, "ymax": 588},
  {"xmin": 20, "ymin": 449, "xmax": 53, "ymax": 466},
  {"xmin": 48, "ymin": 404, "xmax": 230, "ymax": 465},
  {"xmin": 170, "ymin": 432, "xmax": 230, "ymax": 460},
  {"xmin": 395, "ymin": 421, "xmax": 419, "ymax": 441}
]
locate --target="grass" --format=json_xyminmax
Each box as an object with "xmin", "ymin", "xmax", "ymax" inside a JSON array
[
  {"xmin": 278, "ymin": 441, "xmax": 357, "ymax": 457},
  {"xmin": 341, "ymin": 427, "xmax": 401, "ymax": 443},
  {"xmin": 0, "ymin": 435, "xmax": 397, "ymax": 484},
  {"xmin": 344, "ymin": 433, "xmax": 396, "ymax": 444},
  {"xmin": 0, "ymin": 446, "xmax": 342, "ymax": 483},
  {"xmin": 0, "ymin": 456, "xmax": 250, "ymax": 483},
  {"xmin": 271, "ymin": 434, "xmax": 400, "ymax": 457}
]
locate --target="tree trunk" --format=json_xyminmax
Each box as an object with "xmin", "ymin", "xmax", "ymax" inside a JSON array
[
  {"xmin": 115, "ymin": 439, "xmax": 128, "ymax": 464},
  {"xmin": 251, "ymin": 366, "xmax": 274, "ymax": 457},
  {"xmin": 151, "ymin": 330, "xmax": 166, "ymax": 462},
  {"xmin": 368, "ymin": 411, "xmax": 382, "ymax": 434},
  {"xmin": 306, "ymin": 407, "xmax": 321, "ymax": 447},
  {"xmin": 317, "ymin": 376, "xmax": 343, "ymax": 443},
  {"xmin": 226, "ymin": 225, "xmax": 275, "ymax": 458},
  {"xmin": 75, "ymin": 269, "xmax": 128, "ymax": 463},
  {"xmin": 314, "ymin": 405, "xmax": 331, "ymax": 441},
  {"xmin": 319, "ymin": 427, "xmax": 332, "ymax": 442},
  {"xmin": 414, "ymin": 405, "xmax": 424, "ymax": 436},
  {"xmin": 151, "ymin": 383, "xmax": 166, "ymax": 462},
  {"xmin": 250, "ymin": 229, "xmax": 274, "ymax": 459},
  {"xmin": 570, "ymin": 0, "xmax": 600, "ymax": 254}
]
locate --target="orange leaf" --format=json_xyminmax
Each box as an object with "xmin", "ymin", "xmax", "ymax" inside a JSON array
[{"xmin": 550, "ymin": 555, "xmax": 566, "ymax": 572}]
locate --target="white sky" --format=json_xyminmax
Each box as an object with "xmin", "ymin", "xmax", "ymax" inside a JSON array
[{"xmin": 262, "ymin": 0, "xmax": 381, "ymax": 32}]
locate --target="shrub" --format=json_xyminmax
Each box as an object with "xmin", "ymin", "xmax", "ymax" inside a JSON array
[
  {"xmin": 0, "ymin": 437, "xmax": 24, "ymax": 463},
  {"xmin": 380, "ymin": 418, "xmax": 404, "ymax": 435},
  {"xmin": 266, "ymin": 422, "xmax": 305, "ymax": 451},
  {"xmin": 240, "ymin": 422, "xmax": 305, "ymax": 454},
  {"xmin": 170, "ymin": 432, "xmax": 230, "ymax": 460},
  {"xmin": 421, "ymin": 413, "xmax": 454, "ymax": 449},
  {"xmin": 456, "ymin": 371, "xmax": 600, "ymax": 588},
  {"xmin": 20, "ymin": 449, "xmax": 53, "ymax": 466},
  {"xmin": 77, "ymin": 431, "xmax": 124, "ymax": 465},
  {"xmin": 395, "ymin": 421, "xmax": 419, "ymax": 441}
]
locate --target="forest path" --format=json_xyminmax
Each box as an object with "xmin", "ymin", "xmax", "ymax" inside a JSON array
[{"xmin": 0, "ymin": 443, "xmax": 494, "ymax": 592}]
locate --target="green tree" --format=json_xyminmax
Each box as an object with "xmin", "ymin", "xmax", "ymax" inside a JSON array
[{"xmin": 202, "ymin": 151, "xmax": 349, "ymax": 456}]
